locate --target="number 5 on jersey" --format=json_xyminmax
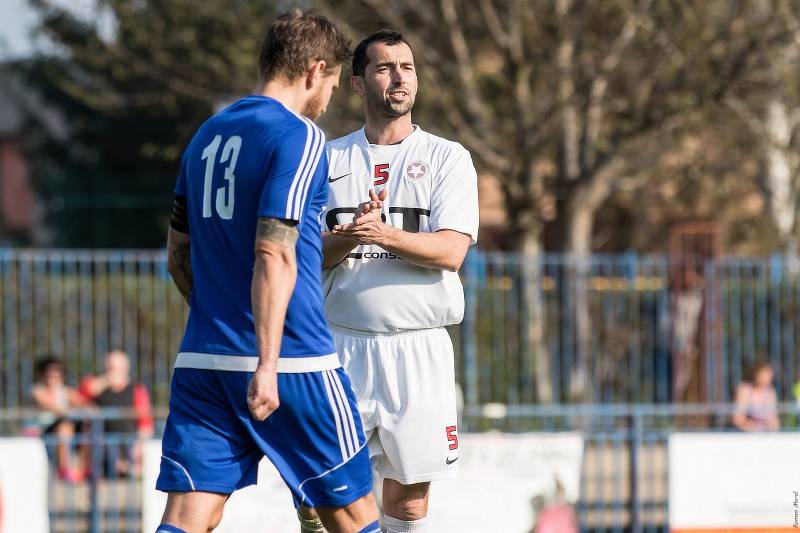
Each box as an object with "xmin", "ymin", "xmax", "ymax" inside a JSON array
[
  {"xmin": 374, "ymin": 163, "xmax": 390, "ymax": 187},
  {"xmin": 202, "ymin": 134, "xmax": 242, "ymax": 220}
]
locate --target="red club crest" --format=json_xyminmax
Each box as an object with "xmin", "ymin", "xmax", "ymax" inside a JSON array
[{"xmin": 405, "ymin": 161, "xmax": 429, "ymax": 181}]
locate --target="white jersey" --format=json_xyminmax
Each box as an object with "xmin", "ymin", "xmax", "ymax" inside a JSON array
[{"xmin": 323, "ymin": 126, "xmax": 479, "ymax": 332}]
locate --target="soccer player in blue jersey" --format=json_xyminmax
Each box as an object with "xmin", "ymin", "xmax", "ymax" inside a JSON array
[{"xmin": 156, "ymin": 10, "xmax": 380, "ymax": 533}]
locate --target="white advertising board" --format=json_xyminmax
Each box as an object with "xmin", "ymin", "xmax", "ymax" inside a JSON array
[
  {"xmin": 0, "ymin": 438, "xmax": 50, "ymax": 533},
  {"xmin": 143, "ymin": 432, "xmax": 583, "ymax": 533},
  {"xmin": 669, "ymin": 432, "xmax": 800, "ymax": 532}
]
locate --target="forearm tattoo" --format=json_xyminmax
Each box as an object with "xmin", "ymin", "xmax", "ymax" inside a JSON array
[
  {"xmin": 171, "ymin": 242, "xmax": 193, "ymax": 304},
  {"xmin": 256, "ymin": 218, "xmax": 299, "ymax": 247}
]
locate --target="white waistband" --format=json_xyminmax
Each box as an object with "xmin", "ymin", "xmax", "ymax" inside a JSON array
[{"xmin": 174, "ymin": 352, "xmax": 341, "ymax": 373}]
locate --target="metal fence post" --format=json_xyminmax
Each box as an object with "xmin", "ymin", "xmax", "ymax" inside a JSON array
[
  {"xmin": 462, "ymin": 251, "xmax": 479, "ymax": 408},
  {"xmin": 89, "ymin": 416, "xmax": 103, "ymax": 533},
  {"xmin": 629, "ymin": 409, "xmax": 643, "ymax": 533}
]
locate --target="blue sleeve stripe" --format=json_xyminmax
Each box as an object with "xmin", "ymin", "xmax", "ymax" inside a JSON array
[
  {"xmin": 284, "ymin": 119, "xmax": 314, "ymax": 219},
  {"xmin": 285, "ymin": 119, "xmax": 324, "ymax": 220},
  {"xmin": 295, "ymin": 120, "xmax": 326, "ymax": 220}
]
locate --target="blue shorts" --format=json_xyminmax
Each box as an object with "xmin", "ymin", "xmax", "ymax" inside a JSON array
[{"xmin": 156, "ymin": 365, "xmax": 371, "ymax": 508}]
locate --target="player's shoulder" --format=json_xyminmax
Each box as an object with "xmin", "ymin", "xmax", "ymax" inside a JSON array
[
  {"xmin": 220, "ymin": 95, "xmax": 323, "ymax": 142},
  {"xmin": 415, "ymin": 127, "xmax": 472, "ymax": 162},
  {"xmin": 326, "ymin": 129, "xmax": 362, "ymax": 153},
  {"xmin": 267, "ymin": 103, "xmax": 324, "ymax": 142}
]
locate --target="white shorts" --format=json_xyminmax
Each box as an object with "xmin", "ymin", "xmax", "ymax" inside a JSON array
[{"xmin": 331, "ymin": 325, "xmax": 460, "ymax": 485}]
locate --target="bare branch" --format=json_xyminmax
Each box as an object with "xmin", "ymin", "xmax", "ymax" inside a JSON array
[
  {"xmin": 556, "ymin": 0, "xmax": 580, "ymax": 182},
  {"xmin": 478, "ymin": 0, "xmax": 510, "ymax": 49},
  {"xmin": 439, "ymin": 0, "xmax": 493, "ymax": 131},
  {"xmin": 583, "ymin": 0, "xmax": 647, "ymax": 170}
]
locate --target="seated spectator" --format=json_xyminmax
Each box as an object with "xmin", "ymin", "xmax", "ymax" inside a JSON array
[
  {"xmin": 31, "ymin": 358, "xmax": 90, "ymax": 482},
  {"xmin": 79, "ymin": 350, "xmax": 154, "ymax": 477},
  {"xmin": 732, "ymin": 361, "xmax": 779, "ymax": 431}
]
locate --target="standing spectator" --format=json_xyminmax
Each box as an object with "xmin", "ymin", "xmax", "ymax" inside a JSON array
[
  {"xmin": 79, "ymin": 350, "xmax": 154, "ymax": 477},
  {"xmin": 732, "ymin": 361, "xmax": 780, "ymax": 431},
  {"xmin": 31, "ymin": 357, "xmax": 89, "ymax": 482}
]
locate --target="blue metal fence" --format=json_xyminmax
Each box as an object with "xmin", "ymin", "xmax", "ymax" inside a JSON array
[
  {"xmin": 3, "ymin": 249, "xmax": 800, "ymax": 409},
  {"xmin": 0, "ymin": 404, "xmax": 795, "ymax": 533}
]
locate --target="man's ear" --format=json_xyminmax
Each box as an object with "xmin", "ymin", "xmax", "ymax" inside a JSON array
[
  {"xmin": 306, "ymin": 60, "xmax": 327, "ymax": 89},
  {"xmin": 351, "ymin": 75, "xmax": 365, "ymax": 97}
]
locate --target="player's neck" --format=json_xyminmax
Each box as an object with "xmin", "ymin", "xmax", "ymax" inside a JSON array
[
  {"xmin": 256, "ymin": 78, "xmax": 307, "ymax": 116},
  {"xmin": 363, "ymin": 115, "xmax": 414, "ymax": 145}
]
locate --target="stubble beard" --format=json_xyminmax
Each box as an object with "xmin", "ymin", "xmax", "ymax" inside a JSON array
[
  {"xmin": 301, "ymin": 92, "xmax": 325, "ymax": 121},
  {"xmin": 366, "ymin": 88, "xmax": 415, "ymax": 119}
]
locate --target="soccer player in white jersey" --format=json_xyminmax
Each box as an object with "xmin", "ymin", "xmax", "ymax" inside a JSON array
[{"xmin": 320, "ymin": 30, "xmax": 479, "ymax": 533}]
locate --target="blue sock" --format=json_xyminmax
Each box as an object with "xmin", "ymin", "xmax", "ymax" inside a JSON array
[
  {"xmin": 155, "ymin": 525, "xmax": 187, "ymax": 533},
  {"xmin": 358, "ymin": 520, "xmax": 381, "ymax": 533}
]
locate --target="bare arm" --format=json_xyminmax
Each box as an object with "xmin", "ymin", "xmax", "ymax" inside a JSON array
[
  {"xmin": 332, "ymin": 188, "xmax": 472, "ymax": 271},
  {"xmin": 167, "ymin": 227, "xmax": 192, "ymax": 305},
  {"xmin": 333, "ymin": 219, "xmax": 471, "ymax": 272},
  {"xmin": 32, "ymin": 386, "xmax": 67, "ymax": 415},
  {"xmin": 378, "ymin": 228, "xmax": 471, "ymax": 272},
  {"xmin": 322, "ymin": 190, "xmax": 386, "ymax": 269},
  {"xmin": 67, "ymin": 387, "xmax": 91, "ymax": 407},
  {"xmin": 732, "ymin": 384, "xmax": 752, "ymax": 431},
  {"xmin": 767, "ymin": 389, "xmax": 780, "ymax": 431},
  {"xmin": 322, "ymin": 232, "xmax": 359, "ymax": 269},
  {"xmin": 247, "ymin": 217, "xmax": 298, "ymax": 421}
]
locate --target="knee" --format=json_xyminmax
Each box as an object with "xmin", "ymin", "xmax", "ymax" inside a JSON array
[
  {"xmin": 384, "ymin": 488, "xmax": 428, "ymax": 520},
  {"xmin": 57, "ymin": 421, "xmax": 75, "ymax": 438}
]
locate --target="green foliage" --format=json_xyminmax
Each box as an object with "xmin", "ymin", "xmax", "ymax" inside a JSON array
[{"xmin": 23, "ymin": 0, "xmax": 287, "ymax": 247}]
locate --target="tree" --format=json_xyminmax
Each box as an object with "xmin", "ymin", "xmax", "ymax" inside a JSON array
[
  {"xmin": 24, "ymin": 0, "xmax": 281, "ymax": 246},
  {"xmin": 316, "ymin": 0, "xmax": 780, "ymax": 399},
  {"xmin": 725, "ymin": 0, "xmax": 800, "ymax": 256}
]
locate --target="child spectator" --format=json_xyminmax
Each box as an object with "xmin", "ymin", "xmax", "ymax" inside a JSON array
[{"xmin": 732, "ymin": 361, "xmax": 780, "ymax": 431}]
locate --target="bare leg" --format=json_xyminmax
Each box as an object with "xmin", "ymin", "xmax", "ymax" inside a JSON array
[
  {"xmin": 298, "ymin": 505, "xmax": 325, "ymax": 532},
  {"xmin": 315, "ymin": 493, "xmax": 380, "ymax": 533},
  {"xmin": 55, "ymin": 420, "xmax": 75, "ymax": 473},
  {"xmin": 160, "ymin": 491, "xmax": 229, "ymax": 533},
  {"xmin": 382, "ymin": 479, "xmax": 430, "ymax": 531}
]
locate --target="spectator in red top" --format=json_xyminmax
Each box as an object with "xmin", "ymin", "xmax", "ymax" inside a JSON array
[{"xmin": 79, "ymin": 350, "xmax": 153, "ymax": 477}]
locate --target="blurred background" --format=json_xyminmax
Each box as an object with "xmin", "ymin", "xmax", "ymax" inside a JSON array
[{"xmin": 1, "ymin": 0, "xmax": 800, "ymax": 532}]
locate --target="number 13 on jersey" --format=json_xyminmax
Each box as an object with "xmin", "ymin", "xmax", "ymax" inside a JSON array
[{"xmin": 201, "ymin": 134, "xmax": 242, "ymax": 220}]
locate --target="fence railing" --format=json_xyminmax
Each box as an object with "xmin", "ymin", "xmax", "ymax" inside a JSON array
[
  {"xmin": 0, "ymin": 404, "xmax": 794, "ymax": 533},
  {"xmin": 2, "ymin": 248, "xmax": 800, "ymax": 407}
]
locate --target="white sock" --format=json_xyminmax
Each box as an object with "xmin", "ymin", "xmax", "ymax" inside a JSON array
[
  {"xmin": 297, "ymin": 510, "xmax": 325, "ymax": 533},
  {"xmin": 383, "ymin": 515, "xmax": 428, "ymax": 533}
]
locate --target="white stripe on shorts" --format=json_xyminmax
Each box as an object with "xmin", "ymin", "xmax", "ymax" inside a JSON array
[
  {"xmin": 174, "ymin": 352, "xmax": 340, "ymax": 373},
  {"xmin": 321, "ymin": 370, "xmax": 350, "ymax": 461},
  {"xmin": 325, "ymin": 369, "xmax": 357, "ymax": 457},
  {"xmin": 328, "ymin": 370, "xmax": 360, "ymax": 454}
]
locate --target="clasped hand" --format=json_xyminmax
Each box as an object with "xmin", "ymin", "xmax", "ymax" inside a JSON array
[{"xmin": 332, "ymin": 189, "xmax": 393, "ymax": 245}]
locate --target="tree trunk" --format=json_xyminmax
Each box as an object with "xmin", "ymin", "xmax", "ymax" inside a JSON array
[
  {"xmin": 520, "ymin": 229, "xmax": 553, "ymax": 403},
  {"xmin": 563, "ymin": 205, "xmax": 593, "ymax": 401},
  {"xmin": 765, "ymin": 98, "xmax": 799, "ymax": 254},
  {"xmin": 555, "ymin": 162, "xmax": 623, "ymax": 400}
]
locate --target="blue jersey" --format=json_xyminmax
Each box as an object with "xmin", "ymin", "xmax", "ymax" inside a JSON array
[{"xmin": 175, "ymin": 95, "xmax": 334, "ymax": 359}]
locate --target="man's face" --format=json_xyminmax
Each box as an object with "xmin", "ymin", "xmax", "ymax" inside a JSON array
[
  {"xmin": 105, "ymin": 351, "xmax": 131, "ymax": 388},
  {"xmin": 356, "ymin": 42, "xmax": 417, "ymax": 118},
  {"xmin": 302, "ymin": 65, "xmax": 342, "ymax": 121}
]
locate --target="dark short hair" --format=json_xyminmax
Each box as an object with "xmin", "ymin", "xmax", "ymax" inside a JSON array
[
  {"xmin": 259, "ymin": 9, "xmax": 352, "ymax": 82},
  {"xmin": 352, "ymin": 29, "xmax": 410, "ymax": 77},
  {"xmin": 36, "ymin": 357, "xmax": 64, "ymax": 379}
]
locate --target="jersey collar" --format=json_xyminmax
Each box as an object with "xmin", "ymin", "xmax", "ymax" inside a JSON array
[{"xmin": 358, "ymin": 124, "xmax": 421, "ymax": 151}]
